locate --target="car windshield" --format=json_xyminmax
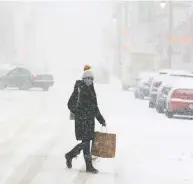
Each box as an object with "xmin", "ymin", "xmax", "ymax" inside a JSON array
[
  {"xmin": 162, "ymin": 87, "xmax": 172, "ymax": 95},
  {"xmin": 0, "ymin": 68, "xmax": 12, "ymax": 77}
]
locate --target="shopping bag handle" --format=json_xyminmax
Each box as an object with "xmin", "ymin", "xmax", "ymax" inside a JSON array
[{"xmin": 100, "ymin": 126, "xmax": 107, "ymax": 133}]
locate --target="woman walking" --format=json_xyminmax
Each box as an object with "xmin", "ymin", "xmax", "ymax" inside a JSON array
[{"xmin": 66, "ymin": 69, "xmax": 106, "ymax": 174}]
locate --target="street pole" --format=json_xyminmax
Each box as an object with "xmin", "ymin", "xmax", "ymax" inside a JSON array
[
  {"xmin": 115, "ymin": 1, "xmax": 129, "ymax": 79},
  {"xmin": 124, "ymin": 1, "xmax": 129, "ymax": 33},
  {"xmin": 117, "ymin": 3, "xmax": 122, "ymax": 79},
  {"xmin": 168, "ymin": 1, "xmax": 173, "ymax": 68},
  {"xmin": 122, "ymin": 1, "xmax": 129, "ymax": 79}
]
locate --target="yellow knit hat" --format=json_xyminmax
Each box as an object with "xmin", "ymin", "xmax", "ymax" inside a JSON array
[{"xmin": 84, "ymin": 65, "xmax": 91, "ymax": 71}]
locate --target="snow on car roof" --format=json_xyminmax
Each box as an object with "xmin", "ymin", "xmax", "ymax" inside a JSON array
[
  {"xmin": 158, "ymin": 69, "xmax": 173, "ymax": 74},
  {"xmin": 169, "ymin": 70, "xmax": 191, "ymax": 75},
  {"xmin": 158, "ymin": 69, "xmax": 191, "ymax": 75},
  {"xmin": 161, "ymin": 73, "xmax": 193, "ymax": 86},
  {"xmin": 161, "ymin": 76, "xmax": 181, "ymax": 86},
  {"xmin": 175, "ymin": 79, "xmax": 193, "ymax": 88},
  {"xmin": 153, "ymin": 70, "xmax": 191, "ymax": 81},
  {"xmin": 152, "ymin": 74, "xmax": 169, "ymax": 81},
  {"xmin": 144, "ymin": 69, "xmax": 192, "ymax": 87}
]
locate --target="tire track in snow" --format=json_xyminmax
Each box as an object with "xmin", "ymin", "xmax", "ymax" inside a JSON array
[
  {"xmin": 0, "ymin": 94, "xmax": 48, "ymax": 180},
  {"xmin": 1, "ymin": 127, "xmax": 61, "ymax": 184},
  {"xmin": 0, "ymin": 94, "xmax": 47, "ymax": 151},
  {"xmin": 73, "ymin": 169, "xmax": 91, "ymax": 184}
]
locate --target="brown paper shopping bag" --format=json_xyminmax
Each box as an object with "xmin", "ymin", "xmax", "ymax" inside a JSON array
[{"xmin": 91, "ymin": 127, "xmax": 116, "ymax": 158}]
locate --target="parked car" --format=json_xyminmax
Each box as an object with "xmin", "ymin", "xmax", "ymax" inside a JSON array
[
  {"xmin": 156, "ymin": 77, "xmax": 179, "ymax": 113},
  {"xmin": 156, "ymin": 85, "xmax": 172, "ymax": 113},
  {"xmin": 165, "ymin": 79, "xmax": 193, "ymax": 118},
  {"xmin": 156, "ymin": 74, "xmax": 193, "ymax": 113},
  {"xmin": 148, "ymin": 70, "xmax": 191, "ymax": 108},
  {"xmin": 134, "ymin": 72, "xmax": 157, "ymax": 99},
  {"xmin": 0, "ymin": 66, "xmax": 54, "ymax": 91}
]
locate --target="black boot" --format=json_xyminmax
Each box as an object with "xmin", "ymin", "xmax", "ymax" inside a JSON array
[
  {"xmin": 65, "ymin": 145, "xmax": 82, "ymax": 169},
  {"xmin": 65, "ymin": 152, "xmax": 74, "ymax": 169},
  {"xmin": 84, "ymin": 154, "xmax": 98, "ymax": 174}
]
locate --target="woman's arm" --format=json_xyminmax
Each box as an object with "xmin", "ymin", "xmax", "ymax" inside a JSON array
[
  {"xmin": 90, "ymin": 85, "xmax": 106, "ymax": 126},
  {"xmin": 67, "ymin": 81, "xmax": 79, "ymax": 113}
]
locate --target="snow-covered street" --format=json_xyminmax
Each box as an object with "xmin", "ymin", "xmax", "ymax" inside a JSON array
[{"xmin": 0, "ymin": 78, "xmax": 193, "ymax": 184}]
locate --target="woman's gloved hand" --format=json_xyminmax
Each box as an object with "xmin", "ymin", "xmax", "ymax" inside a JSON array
[
  {"xmin": 96, "ymin": 110, "xmax": 106, "ymax": 126},
  {"xmin": 100, "ymin": 118, "xmax": 106, "ymax": 126}
]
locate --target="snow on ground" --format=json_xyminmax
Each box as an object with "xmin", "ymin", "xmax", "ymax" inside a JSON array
[{"xmin": 0, "ymin": 77, "xmax": 193, "ymax": 184}]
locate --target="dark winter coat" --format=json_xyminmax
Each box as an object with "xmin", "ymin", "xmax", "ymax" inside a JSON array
[{"xmin": 68, "ymin": 80, "xmax": 105, "ymax": 140}]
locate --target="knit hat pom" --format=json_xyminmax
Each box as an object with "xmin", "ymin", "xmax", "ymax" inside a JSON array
[{"xmin": 84, "ymin": 65, "xmax": 91, "ymax": 71}]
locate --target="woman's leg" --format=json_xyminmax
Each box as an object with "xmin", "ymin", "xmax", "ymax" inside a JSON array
[
  {"xmin": 82, "ymin": 140, "xmax": 98, "ymax": 174},
  {"xmin": 82, "ymin": 139, "xmax": 90, "ymax": 155},
  {"xmin": 65, "ymin": 141, "xmax": 86, "ymax": 169}
]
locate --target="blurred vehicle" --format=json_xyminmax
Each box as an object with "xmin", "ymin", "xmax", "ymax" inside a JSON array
[
  {"xmin": 121, "ymin": 53, "xmax": 157, "ymax": 90},
  {"xmin": 156, "ymin": 74, "xmax": 193, "ymax": 113},
  {"xmin": 148, "ymin": 70, "xmax": 191, "ymax": 108},
  {"xmin": 165, "ymin": 78, "xmax": 193, "ymax": 118},
  {"xmin": 0, "ymin": 66, "xmax": 54, "ymax": 91},
  {"xmin": 157, "ymin": 69, "xmax": 178, "ymax": 75},
  {"xmin": 136, "ymin": 69, "xmax": 180, "ymax": 101},
  {"xmin": 134, "ymin": 72, "xmax": 157, "ymax": 99},
  {"xmin": 156, "ymin": 84, "xmax": 173, "ymax": 113}
]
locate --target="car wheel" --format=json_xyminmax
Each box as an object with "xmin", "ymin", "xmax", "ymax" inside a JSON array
[
  {"xmin": 165, "ymin": 110, "xmax": 173, "ymax": 118},
  {"xmin": 149, "ymin": 101, "xmax": 155, "ymax": 108},
  {"xmin": 20, "ymin": 80, "xmax": 31, "ymax": 90},
  {"xmin": 42, "ymin": 86, "xmax": 49, "ymax": 91},
  {"xmin": 139, "ymin": 92, "xmax": 144, "ymax": 99},
  {"xmin": 156, "ymin": 103, "xmax": 164, "ymax": 113},
  {"xmin": 139, "ymin": 96, "xmax": 144, "ymax": 99},
  {"xmin": 0, "ymin": 82, "xmax": 6, "ymax": 90}
]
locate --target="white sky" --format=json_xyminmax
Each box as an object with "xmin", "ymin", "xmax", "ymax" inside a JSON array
[{"xmin": 30, "ymin": 1, "xmax": 113, "ymax": 74}]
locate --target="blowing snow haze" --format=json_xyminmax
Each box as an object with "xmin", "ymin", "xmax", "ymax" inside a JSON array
[
  {"xmin": 2, "ymin": 1, "xmax": 193, "ymax": 184},
  {"xmin": 39, "ymin": 1, "xmax": 111, "ymax": 69},
  {"xmin": 27, "ymin": 1, "xmax": 111, "ymax": 79},
  {"xmin": 1, "ymin": 1, "xmax": 112, "ymax": 80}
]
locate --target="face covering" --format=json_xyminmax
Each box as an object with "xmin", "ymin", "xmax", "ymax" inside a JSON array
[{"xmin": 83, "ymin": 77, "xmax": 93, "ymax": 86}]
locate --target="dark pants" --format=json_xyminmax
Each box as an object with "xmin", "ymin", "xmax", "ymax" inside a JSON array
[
  {"xmin": 81, "ymin": 139, "xmax": 91, "ymax": 155},
  {"xmin": 66, "ymin": 139, "xmax": 96, "ymax": 171},
  {"xmin": 68, "ymin": 139, "xmax": 91, "ymax": 157}
]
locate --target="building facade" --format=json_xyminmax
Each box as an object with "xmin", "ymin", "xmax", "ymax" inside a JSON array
[{"xmin": 110, "ymin": 1, "xmax": 193, "ymax": 78}]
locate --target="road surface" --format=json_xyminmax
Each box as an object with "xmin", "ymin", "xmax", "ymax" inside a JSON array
[{"xmin": 0, "ymin": 79, "xmax": 193, "ymax": 184}]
